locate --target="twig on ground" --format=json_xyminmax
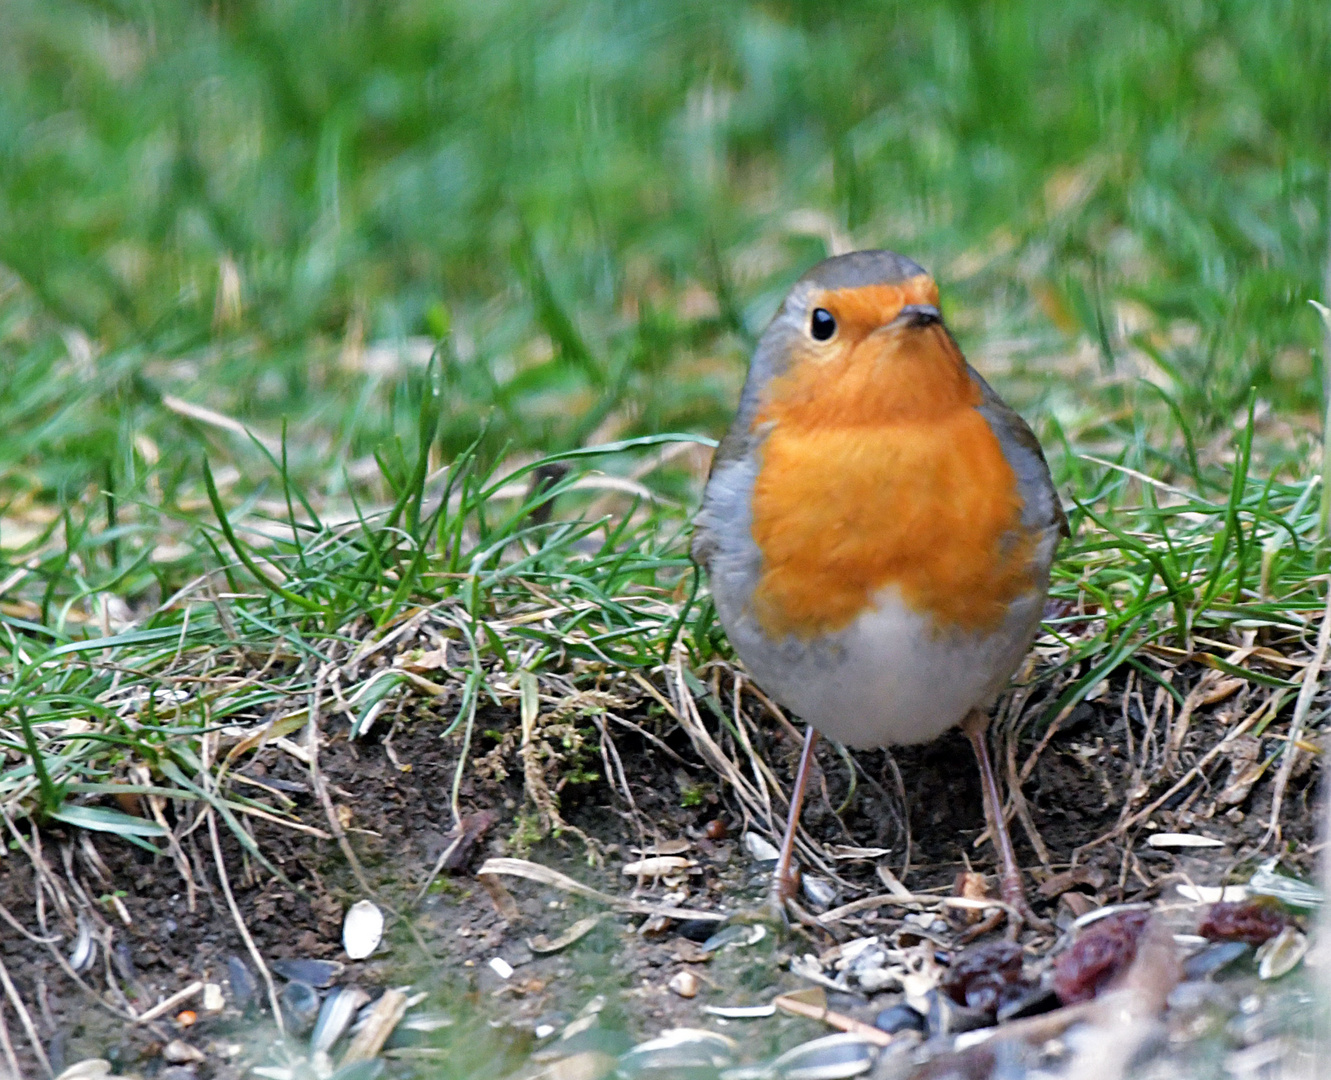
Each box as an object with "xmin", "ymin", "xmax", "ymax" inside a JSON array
[
  {"xmin": 591, "ymin": 712, "xmax": 647, "ymax": 852},
  {"xmin": 773, "ymin": 992, "xmax": 895, "ymax": 1046},
  {"xmin": 133, "ymin": 981, "xmax": 204, "ymax": 1025},
  {"xmin": 1005, "ymin": 729, "xmax": 1052, "ymax": 869}
]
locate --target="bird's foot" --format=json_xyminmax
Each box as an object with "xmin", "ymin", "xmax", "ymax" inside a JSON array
[{"xmin": 1000, "ymin": 873, "xmax": 1052, "ymax": 938}]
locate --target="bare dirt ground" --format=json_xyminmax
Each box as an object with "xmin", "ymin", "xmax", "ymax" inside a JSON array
[{"xmin": 0, "ymin": 664, "xmax": 1321, "ymax": 1078}]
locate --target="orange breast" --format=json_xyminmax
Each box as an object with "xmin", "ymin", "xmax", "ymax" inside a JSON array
[{"xmin": 748, "ymin": 327, "xmax": 1035, "ymax": 639}]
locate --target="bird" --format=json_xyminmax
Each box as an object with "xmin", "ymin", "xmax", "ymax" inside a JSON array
[{"xmin": 692, "ymin": 249, "xmax": 1067, "ymax": 928}]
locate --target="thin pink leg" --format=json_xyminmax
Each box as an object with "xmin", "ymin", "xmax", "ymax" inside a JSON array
[
  {"xmin": 961, "ymin": 708, "xmax": 1046, "ymax": 933},
  {"xmin": 771, "ymin": 725, "xmax": 818, "ymax": 908}
]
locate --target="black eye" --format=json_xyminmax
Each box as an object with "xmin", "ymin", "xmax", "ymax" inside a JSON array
[{"xmin": 810, "ymin": 308, "xmax": 836, "ymax": 341}]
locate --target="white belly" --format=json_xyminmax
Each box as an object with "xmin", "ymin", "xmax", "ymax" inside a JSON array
[{"xmin": 720, "ymin": 585, "xmax": 1044, "ymax": 748}]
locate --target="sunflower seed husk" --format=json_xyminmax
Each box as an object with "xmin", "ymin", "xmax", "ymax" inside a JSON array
[
  {"xmin": 280, "ymin": 980, "xmax": 322, "ymax": 1036},
  {"xmin": 227, "ymin": 955, "xmax": 259, "ymax": 1010},
  {"xmin": 770, "ymin": 1033, "xmax": 877, "ymax": 1080},
  {"xmin": 1256, "ymin": 926, "xmax": 1308, "ymax": 980},
  {"xmin": 312, "ymin": 987, "xmax": 372, "ymax": 1053},
  {"xmin": 702, "ymin": 923, "xmax": 767, "ymax": 952},
  {"xmin": 342, "ymin": 900, "xmax": 384, "ymax": 960},
  {"xmin": 1182, "ymin": 941, "xmax": 1251, "ymax": 980},
  {"xmin": 69, "ymin": 916, "xmax": 95, "ymax": 973},
  {"xmin": 702, "ymin": 1004, "xmax": 777, "ymax": 1019},
  {"xmin": 618, "ymin": 1029, "xmax": 737, "ymax": 1074},
  {"xmin": 272, "ymin": 958, "xmax": 346, "ymax": 988},
  {"xmin": 1146, "ymin": 833, "xmax": 1225, "ymax": 849},
  {"xmin": 622, "ymin": 856, "xmax": 694, "ymax": 877},
  {"xmin": 55, "ymin": 1060, "xmax": 112, "ymax": 1080},
  {"xmin": 1176, "ymin": 884, "xmax": 1251, "ymax": 904}
]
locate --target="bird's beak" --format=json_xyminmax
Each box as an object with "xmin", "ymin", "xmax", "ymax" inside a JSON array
[{"xmin": 894, "ymin": 304, "xmax": 942, "ymax": 329}]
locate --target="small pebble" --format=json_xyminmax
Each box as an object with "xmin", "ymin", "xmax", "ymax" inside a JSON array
[
  {"xmin": 742, "ymin": 832, "xmax": 780, "ymax": 862},
  {"xmin": 668, "ymin": 970, "xmax": 700, "ymax": 998},
  {"xmin": 802, "ymin": 876, "xmax": 837, "ymax": 909},
  {"xmin": 162, "ymin": 1041, "xmax": 205, "ymax": 1065}
]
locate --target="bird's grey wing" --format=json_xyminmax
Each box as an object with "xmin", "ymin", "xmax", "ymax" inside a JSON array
[
  {"xmin": 691, "ymin": 418, "xmax": 761, "ymax": 571},
  {"xmin": 969, "ymin": 366, "xmax": 1070, "ymax": 540}
]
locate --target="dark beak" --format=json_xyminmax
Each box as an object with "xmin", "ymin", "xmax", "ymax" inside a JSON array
[{"xmin": 897, "ymin": 304, "xmax": 942, "ymax": 329}]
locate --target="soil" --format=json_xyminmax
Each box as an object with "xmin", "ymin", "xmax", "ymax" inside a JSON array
[{"xmin": 0, "ymin": 671, "xmax": 1321, "ymax": 1079}]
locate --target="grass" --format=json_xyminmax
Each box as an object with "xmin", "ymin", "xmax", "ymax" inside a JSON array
[{"xmin": 0, "ymin": 0, "xmax": 1329, "ymax": 871}]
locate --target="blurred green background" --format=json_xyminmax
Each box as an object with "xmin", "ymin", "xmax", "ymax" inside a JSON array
[{"xmin": 1, "ymin": 0, "xmax": 1328, "ymax": 520}]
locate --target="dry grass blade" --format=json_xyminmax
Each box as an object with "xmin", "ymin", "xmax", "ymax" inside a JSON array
[
  {"xmin": 476, "ymin": 857, "xmax": 725, "ymax": 922},
  {"xmin": 0, "ymin": 955, "xmax": 49, "ymax": 1078},
  {"xmin": 815, "ymin": 891, "xmax": 1017, "ymax": 926},
  {"xmin": 306, "ymin": 661, "xmax": 376, "ymax": 898},
  {"xmin": 1261, "ymin": 584, "xmax": 1331, "ymax": 848},
  {"xmin": 0, "ymin": 999, "xmax": 21, "ymax": 1080},
  {"xmin": 200, "ymin": 727, "xmax": 285, "ymax": 1037}
]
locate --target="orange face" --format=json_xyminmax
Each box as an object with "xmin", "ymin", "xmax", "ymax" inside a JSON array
[{"xmin": 747, "ymin": 275, "xmax": 1036, "ymax": 639}]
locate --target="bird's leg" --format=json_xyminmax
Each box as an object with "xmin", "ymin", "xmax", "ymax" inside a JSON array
[
  {"xmin": 770, "ymin": 725, "xmax": 819, "ymax": 913},
  {"xmin": 961, "ymin": 708, "xmax": 1047, "ymax": 935}
]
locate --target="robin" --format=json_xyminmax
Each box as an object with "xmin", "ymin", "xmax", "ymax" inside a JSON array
[{"xmin": 693, "ymin": 249, "xmax": 1067, "ymax": 928}]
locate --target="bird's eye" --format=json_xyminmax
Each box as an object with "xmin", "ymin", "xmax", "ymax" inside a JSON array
[{"xmin": 810, "ymin": 308, "xmax": 836, "ymax": 341}]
